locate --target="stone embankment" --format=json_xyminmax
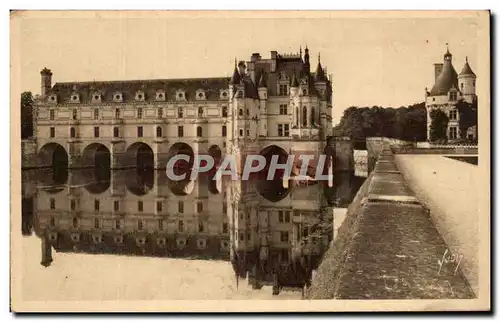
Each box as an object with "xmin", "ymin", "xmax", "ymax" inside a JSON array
[{"xmin": 308, "ymin": 145, "xmax": 475, "ymax": 299}]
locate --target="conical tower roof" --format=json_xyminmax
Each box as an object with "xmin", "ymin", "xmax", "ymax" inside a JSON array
[
  {"xmin": 459, "ymin": 57, "xmax": 476, "ymax": 77},
  {"xmin": 290, "ymin": 72, "xmax": 299, "ymax": 87},
  {"xmin": 314, "ymin": 53, "xmax": 326, "ymax": 82},
  {"xmin": 430, "ymin": 51, "xmax": 458, "ymax": 96},
  {"xmin": 230, "ymin": 60, "xmax": 241, "ymax": 85}
]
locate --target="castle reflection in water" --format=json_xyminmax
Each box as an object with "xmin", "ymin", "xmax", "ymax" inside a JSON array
[{"xmin": 21, "ymin": 168, "xmax": 364, "ymax": 296}]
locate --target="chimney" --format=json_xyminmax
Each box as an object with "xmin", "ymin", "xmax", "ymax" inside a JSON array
[
  {"xmin": 40, "ymin": 235, "xmax": 53, "ymax": 267},
  {"xmin": 40, "ymin": 67, "xmax": 53, "ymax": 97},
  {"xmin": 251, "ymin": 53, "xmax": 261, "ymax": 62},
  {"xmin": 434, "ymin": 63, "xmax": 443, "ymax": 81},
  {"xmin": 270, "ymin": 51, "xmax": 278, "ymax": 73}
]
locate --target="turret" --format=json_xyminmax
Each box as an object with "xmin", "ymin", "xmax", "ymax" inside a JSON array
[
  {"xmin": 229, "ymin": 59, "xmax": 242, "ymax": 99},
  {"xmin": 258, "ymin": 73, "xmax": 268, "ymax": 136},
  {"xmin": 458, "ymin": 56, "xmax": 477, "ymax": 99},
  {"xmin": 40, "ymin": 67, "xmax": 52, "ymax": 97},
  {"xmin": 290, "ymin": 71, "xmax": 299, "ymax": 97},
  {"xmin": 303, "ymin": 46, "xmax": 310, "ymax": 74}
]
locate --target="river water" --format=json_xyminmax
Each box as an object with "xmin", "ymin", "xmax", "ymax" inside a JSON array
[{"xmin": 20, "ymin": 168, "xmax": 364, "ymax": 300}]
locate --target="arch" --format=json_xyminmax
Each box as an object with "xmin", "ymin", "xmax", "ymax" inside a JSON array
[
  {"xmin": 82, "ymin": 143, "xmax": 111, "ymax": 169},
  {"xmin": 84, "ymin": 167, "xmax": 111, "ymax": 194},
  {"xmin": 168, "ymin": 178, "xmax": 195, "ymax": 196},
  {"xmin": 167, "ymin": 142, "xmax": 195, "ymax": 196},
  {"xmin": 38, "ymin": 142, "xmax": 68, "ymax": 169},
  {"xmin": 126, "ymin": 168, "xmax": 154, "ymax": 196},
  {"xmin": 257, "ymin": 145, "xmax": 290, "ymax": 202},
  {"xmin": 126, "ymin": 142, "xmax": 155, "ymax": 169},
  {"xmin": 208, "ymin": 145, "xmax": 222, "ymax": 163}
]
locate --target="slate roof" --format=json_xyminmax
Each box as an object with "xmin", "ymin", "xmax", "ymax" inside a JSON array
[
  {"xmin": 459, "ymin": 58, "xmax": 476, "ymax": 77},
  {"xmin": 429, "ymin": 59, "xmax": 458, "ymax": 96},
  {"xmin": 45, "ymin": 77, "xmax": 231, "ymax": 104}
]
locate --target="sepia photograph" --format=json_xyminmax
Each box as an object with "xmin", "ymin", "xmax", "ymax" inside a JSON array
[{"xmin": 10, "ymin": 10, "xmax": 490, "ymax": 312}]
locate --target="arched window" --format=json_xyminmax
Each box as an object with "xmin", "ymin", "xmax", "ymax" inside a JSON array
[
  {"xmin": 72, "ymin": 217, "xmax": 78, "ymax": 228},
  {"xmin": 222, "ymin": 106, "xmax": 228, "ymax": 117},
  {"xmin": 178, "ymin": 107, "xmax": 183, "ymax": 118},
  {"xmin": 311, "ymin": 107, "xmax": 316, "ymax": 125},
  {"xmin": 302, "ymin": 106, "xmax": 308, "ymax": 127},
  {"xmin": 222, "ymin": 125, "xmax": 227, "ymax": 137},
  {"xmin": 156, "ymin": 126, "xmax": 162, "ymax": 138},
  {"xmin": 197, "ymin": 126, "xmax": 203, "ymax": 137},
  {"xmin": 296, "ymin": 108, "xmax": 299, "ymax": 126},
  {"xmin": 70, "ymin": 127, "xmax": 76, "ymax": 138}
]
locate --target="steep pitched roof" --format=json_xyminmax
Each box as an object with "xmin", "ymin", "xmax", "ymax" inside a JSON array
[
  {"xmin": 459, "ymin": 58, "xmax": 476, "ymax": 77},
  {"xmin": 46, "ymin": 77, "xmax": 231, "ymax": 103},
  {"xmin": 429, "ymin": 60, "xmax": 458, "ymax": 96}
]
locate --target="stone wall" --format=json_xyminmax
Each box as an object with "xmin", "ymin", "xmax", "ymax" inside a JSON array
[{"xmin": 21, "ymin": 139, "xmax": 38, "ymax": 169}]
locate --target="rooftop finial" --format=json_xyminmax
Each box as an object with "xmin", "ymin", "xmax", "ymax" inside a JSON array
[
  {"xmin": 300, "ymin": 45, "xmax": 302, "ymax": 56},
  {"xmin": 466, "ymin": 56, "xmax": 468, "ymax": 63},
  {"xmin": 318, "ymin": 52, "xmax": 321, "ymax": 63}
]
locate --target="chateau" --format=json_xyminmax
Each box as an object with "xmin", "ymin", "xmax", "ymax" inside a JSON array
[
  {"xmin": 34, "ymin": 46, "xmax": 334, "ymax": 174},
  {"xmin": 425, "ymin": 47, "xmax": 477, "ymax": 141}
]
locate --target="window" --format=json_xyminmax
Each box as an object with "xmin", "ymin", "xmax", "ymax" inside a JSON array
[
  {"xmin": 158, "ymin": 219, "xmax": 164, "ymax": 230},
  {"xmin": 156, "ymin": 201, "xmax": 162, "ymax": 212},
  {"xmin": 94, "ymin": 127, "xmax": 99, "ymax": 138},
  {"xmin": 178, "ymin": 220, "xmax": 184, "ymax": 232},
  {"xmin": 156, "ymin": 126, "xmax": 162, "ymax": 138},
  {"xmin": 239, "ymin": 129, "xmax": 243, "ymax": 137},
  {"xmin": 279, "ymin": 84, "xmax": 288, "ymax": 96},
  {"xmin": 246, "ymin": 129, "xmax": 250, "ymax": 136},
  {"xmin": 281, "ymin": 249, "xmax": 289, "ymax": 262},
  {"xmin": 115, "ymin": 108, "xmax": 120, "ymax": 119},
  {"xmin": 198, "ymin": 222, "xmax": 204, "ymax": 233},
  {"xmin": 115, "ymin": 220, "xmax": 121, "ymax": 230},
  {"xmin": 449, "ymin": 110, "xmax": 458, "ymax": 121},
  {"xmin": 158, "ymin": 107, "xmax": 163, "ymax": 118},
  {"xmin": 138, "ymin": 220, "xmax": 144, "ymax": 230},
  {"xmin": 450, "ymin": 91, "xmax": 458, "ymax": 101},
  {"xmin": 50, "ymin": 217, "xmax": 55, "ymax": 226},
  {"xmin": 70, "ymin": 127, "xmax": 76, "ymax": 138},
  {"xmin": 223, "ymin": 222, "xmax": 228, "ymax": 233},
  {"xmin": 50, "ymin": 198, "xmax": 55, "ymax": 209},
  {"xmin": 302, "ymin": 106, "xmax": 307, "ymax": 127},
  {"xmin": 247, "ymin": 232, "xmax": 251, "ymax": 241},
  {"xmin": 449, "ymin": 126, "xmax": 458, "ymax": 140},
  {"xmin": 278, "ymin": 211, "xmax": 284, "ymax": 222},
  {"xmin": 222, "ymin": 106, "xmax": 228, "ymax": 117},
  {"xmin": 461, "ymin": 83, "xmax": 464, "ymax": 91},
  {"xmin": 94, "ymin": 200, "xmax": 100, "ymax": 211},
  {"xmin": 49, "ymin": 109, "xmax": 55, "ymax": 120},
  {"xmin": 197, "ymin": 126, "xmax": 203, "ymax": 137},
  {"xmin": 73, "ymin": 217, "xmax": 78, "ymax": 228},
  {"xmin": 285, "ymin": 211, "xmax": 291, "ymax": 223},
  {"xmin": 50, "ymin": 127, "xmax": 55, "ymax": 138},
  {"xmin": 178, "ymin": 201, "xmax": 184, "ymax": 213},
  {"xmin": 178, "ymin": 107, "xmax": 183, "ymax": 118},
  {"xmin": 94, "ymin": 109, "xmax": 99, "ymax": 120},
  {"xmin": 94, "ymin": 218, "xmax": 100, "ymax": 229},
  {"xmin": 239, "ymin": 109, "xmax": 243, "ymax": 116},
  {"xmin": 311, "ymin": 107, "xmax": 316, "ymax": 125},
  {"xmin": 138, "ymin": 201, "xmax": 143, "ymax": 212},
  {"xmin": 279, "ymin": 104, "xmax": 288, "ymax": 115},
  {"xmin": 198, "ymin": 107, "xmax": 204, "ymax": 117},
  {"xmin": 137, "ymin": 108, "xmax": 143, "ymax": 119},
  {"xmin": 114, "ymin": 200, "xmax": 120, "ymax": 211},
  {"xmin": 178, "ymin": 126, "xmax": 184, "ymax": 137},
  {"xmin": 137, "ymin": 126, "xmax": 143, "ymax": 138},
  {"xmin": 239, "ymin": 232, "xmax": 244, "ymax": 241},
  {"xmin": 302, "ymin": 89, "xmax": 307, "ymax": 96},
  {"xmin": 72, "ymin": 109, "xmax": 77, "ymax": 120},
  {"xmin": 113, "ymin": 127, "xmax": 119, "ymax": 138},
  {"xmin": 197, "ymin": 202, "xmax": 203, "ymax": 213},
  {"xmin": 277, "ymin": 124, "xmax": 289, "ymax": 137},
  {"xmin": 246, "ymin": 108, "xmax": 249, "ymax": 116},
  {"xmin": 222, "ymin": 125, "xmax": 227, "ymax": 137},
  {"xmin": 222, "ymin": 203, "xmax": 227, "ymax": 214},
  {"xmin": 280, "ymin": 231, "xmax": 289, "ymax": 242},
  {"xmin": 71, "ymin": 200, "xmax": 76, "ymax": 210}
]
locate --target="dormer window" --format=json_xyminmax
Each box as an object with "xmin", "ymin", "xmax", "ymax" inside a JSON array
[
  {"xmin": 176, "ymin": 237, "xmax": 187, "ymax": 249},
  {"xmin": 48, "ymin": 94, "xmax": 57, "ymax": 104},
  {"xmin": 135, "ymin": 91, "xmax": 145, "ymax": 102},
  {"xmin": 91, "ymin": 92, "xmax": 102, "ymax": 103},
  {"xmin": 449, "ymin": 90, "xmax": 458, "ymax": 101},
  {"xmin": 302, "ymin": 88, "xmax": 308, "ymax": 96},
  {"xmin": 220, "ymin": 90, "xmax": 229, "ymax": 100},
  {"xmin": 70, "ymin": 93, "xmax": 80, "ymax": 103},
  {"xmin": 155, "ymin": 90, "xmax": 166, "ymax": 101},
  {"xmin": 176, "ymin": 90, "xmax": 186, "ymax": 101},
  {"xmin": 197, "ymin": 238, "xmax": 207, "ymax": 249},
  {"xmin": 196, "ymin": 89, "xmax": 206, "ymax": 100},
  {"xmin": 113, "ymin": 92, "xmax": 123, "ymax": 103}
]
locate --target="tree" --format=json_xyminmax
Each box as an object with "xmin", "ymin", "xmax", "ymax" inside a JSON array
[
  {"xmin": 455, "ymin": 99, "xmax": 478, "ymax": 141},
  {"xmin": 429, "ymin": 109, "xmax": 449, "ymax": 142},
  {"xmin": 21, "ymin": 91, "xmax": 34, "ymax": 139}
]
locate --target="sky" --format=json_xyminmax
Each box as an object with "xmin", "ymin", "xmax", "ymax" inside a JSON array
[{"xmin": 13, "ymin": 12, "xmax": 481, "ymax": 124}]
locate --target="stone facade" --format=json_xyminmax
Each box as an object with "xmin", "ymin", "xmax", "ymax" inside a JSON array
[{"xmin": 33, "ymin": 47, "xmax": 334, "ymax": 172}]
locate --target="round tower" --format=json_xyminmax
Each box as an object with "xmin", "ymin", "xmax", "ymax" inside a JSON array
[
  {"xmin": 458, "ymin": 56, "xmax": 477, "ymax": 101},
  {"xmin": 40, "ymin": 67, "xmax": 53, "ymax": 97}
]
